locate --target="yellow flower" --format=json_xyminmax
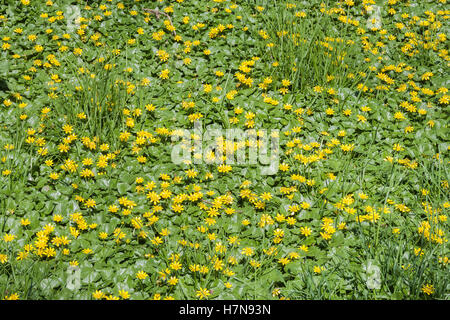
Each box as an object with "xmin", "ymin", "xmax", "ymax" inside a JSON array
[
  {"xmin": 421, "ymin": 284, "xmax": 434, "ymax": 295},
  {"xmin": 73, "ymin": 48, "xmax": 83, "ymax": 56},
  {"xmin": 136, "ymin": 270, "xmax": 148, "ymax": 280},
  {"xmin": 313, "ymin": 266, "xmax": 323, "ymax": 274},
  {"xmin": 4, "ymin": 293, "xmax": 19, "ymax": 300},
  {"xmin": 260, "ymin": 192, "xmax": 272, "ymax": 201},
  {"xmin": 278, "ymin": 257, "xmax": 290, "ymax": 265},
  {"xmin": 118, "ymin": 290, "xmax": 130, "ymax": 299},
  {"xmin": 159, "ymin": 69, "xmax": 170, "ymax": 79},
  {"xmin": 69, "ymin": 260, "xmax": 79, "ymax": 267},
  {"xmin": 0, "ymin": 254, "xmax": 8, "ymax": 264},
  {"xmin": 241, "ymin": 247, "xmax": 254, "ymax": 256},
  {"xmin": 300, "ymin": 226, "xmax": 312, "ymax": 237},
  {"xmin": 167, "ymin": 276, "xmax": 179, "ymax": 286},
  {"xmin": 49, "ymin": 172, "xmax": 59, "ymax": 180},
  {"xmin": 82, "ymin": 248, "xmax": 93, "ymax": 254},
  {"xmin": 92, "ymin": 290, "xmax": 105, "ymax": 299},
  {"xmin": 217, "ymin": 164, "xmax": 232, "ymax": 173},
  {"xmin": 84, "ymin": 198, "xmax": 96, "ymax": 208},
  {"xmin": 196, "ymin": 287, "xmax": 211, "ymax": 299},
  {"xmin": 3, "ymin": 233, "xmax": 15, "ymax": 242},
  {"xmin": 301, "ymin": 202, "xmax": 310, "ymax": 209}
]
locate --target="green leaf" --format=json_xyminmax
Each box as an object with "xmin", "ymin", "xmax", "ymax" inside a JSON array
[{"xmin": 117, "ymin": 182, "xmax": 130, "ymax": 195}]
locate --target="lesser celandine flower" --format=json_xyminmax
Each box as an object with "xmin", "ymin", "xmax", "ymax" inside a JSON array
[
  {"xmin": 136, "ymin": 270, "xmax": 148, "ymax": 280},
  {"xmin": 421, "ymin": 284, "xmax": 434, "ymax": 295},
  {"xmin": 196, "ymin": 288, "xmax": 211, "ymax": 299}
]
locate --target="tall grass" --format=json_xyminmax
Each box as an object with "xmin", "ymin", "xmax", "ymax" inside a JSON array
[
  {"xmin": 247, "ymin": 0, "xmax": 368, "ymax": 93},
  {"xmin": 56, "ymin": 51, "xmax": 129, "ymax": 148}
]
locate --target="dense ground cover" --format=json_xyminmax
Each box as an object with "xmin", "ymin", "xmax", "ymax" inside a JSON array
[{"xmin": 0, "ymin": 0, "xmax": 448, "ymax": 300}]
